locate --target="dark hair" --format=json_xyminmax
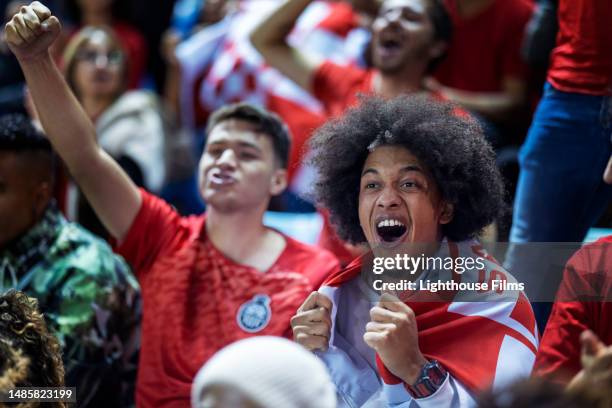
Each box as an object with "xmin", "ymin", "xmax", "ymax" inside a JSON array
[
  {"xmin": 206, "ymin": 103, "xmax": 292, "ymax": 169},
  {"xmin": 0, "ymin": 113, "xmax": 52, "ymax": 153},
  {"xmin": 425, "ymin": 0, "xmax": 452, "ymax": 72},
  {"xmin": 0, "ymin": 290, "xmax": 65, "ymax": 394},
  {"xmin": 309, "ymin": 95, "xmax": 505, "ymax": 244}
]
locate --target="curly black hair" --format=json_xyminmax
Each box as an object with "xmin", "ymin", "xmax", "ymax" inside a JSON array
[
  {"xmin": 309, "ymin": 95, "xmax": 505, "ymax": 244},
  {"xmin": 0, "ymin": 113, "xmax": 51, "ymax": 153},
  {"xmin": 0, "ymin": 290, "xmax": 65, "ymax": 395}
]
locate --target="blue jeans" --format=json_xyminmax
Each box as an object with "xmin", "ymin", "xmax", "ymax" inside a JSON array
[
  {"xmin": 505, "ymin": 82, "xmax": 611, "ymax": 329},
  {"xmin": 510, "ymin": 82, "xmax": 611, "ymax": 244}
]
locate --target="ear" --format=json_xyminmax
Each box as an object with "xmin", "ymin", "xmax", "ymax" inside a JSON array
[
  {"xmin": 269, "ymin": 168, "xmax": 288, "ymax": 196},
  {"xmin": 439, "ymin": 201, "xmax": 454, "ymax": 225},
  {"xmin": 429, "ymin": 40, "xmax": 447, "ymax": 61},
  {"xmin": 32, "ymin": 182, "xmax": 52, "ymax": 219}
]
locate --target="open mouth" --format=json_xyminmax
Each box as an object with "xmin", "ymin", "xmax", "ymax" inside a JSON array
[
  {"xmin": 376, "ymin": 218, "xmax": 408, "ymax": 243},
  {"xmin": 377, "ymin": 37, "xmax": 402, "ymax": 57},
  {"xmin": 209, "ymin": 171, "xmax": 236, "ymax": 187}
]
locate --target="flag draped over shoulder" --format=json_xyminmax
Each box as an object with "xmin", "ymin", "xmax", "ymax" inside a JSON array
[
  {"xmin": 317, "ymin": 240, "xmax": 539, "ymax": 405},
  {"xmin": 176, "ymin": 0, "xmax": 368, "ymax": 182}
]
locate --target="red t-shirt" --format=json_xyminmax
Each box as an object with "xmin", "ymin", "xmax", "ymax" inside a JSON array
[
  {"xmin": 534, "ymin": 236, "xmax": 612, "ymax": 383},
  {"xmin": 116, "ymin": 190, "xmax": 340, "ymax": 407},
  {"xmin": 312, "ymin": 60, "xmax": 376, "ymax": 117},
  {"xmin": 434, "ymin": 0, "xmax": 533, "ymax": 92},
  {"xmin": 547, "ymin": 0, "xmax": 612, "ymax": 95}
]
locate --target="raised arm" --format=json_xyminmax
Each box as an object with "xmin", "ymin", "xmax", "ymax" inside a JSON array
[
  {"xmin": 5, "ymin": 2, "xmax": 141, "ymax": 241},
  {"xmin": 250, "ymin": 0, "xmax": 322, "ymax": 92}
]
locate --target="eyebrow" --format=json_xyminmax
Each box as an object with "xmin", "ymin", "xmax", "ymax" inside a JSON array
[
  {"xmin": 207, "ymin": 140, "xmax": 262, "ymax": 152},
  {"xmin": 361, "ymin": 165, "xmax": 423, "ymax": 177}
]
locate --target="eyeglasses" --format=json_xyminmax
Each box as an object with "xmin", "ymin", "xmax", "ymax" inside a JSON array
[{"xmin": 75, "ymin": 49, "xmax": 124, "ymax": 67}]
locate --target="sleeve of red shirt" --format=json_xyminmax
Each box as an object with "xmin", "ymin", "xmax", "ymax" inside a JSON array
[
  {"xmin": 312, "ymin": 60, "xmax": 367, "ymax": 114},
  {"xmin": 114, "ymin": 189, "xmax": 183, "ymax": 281},
  {"xmin": 534, "ymin": 251, "xmax": 593, "ymax": 383},
  {"xmin": 500, "ymin": 0, "xmax": 534, "ymax": 81}
]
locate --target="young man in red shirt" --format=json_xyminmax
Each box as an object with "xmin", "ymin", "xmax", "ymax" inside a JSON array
[
  {"xmin": 251, "ymin": 0, "xmax": 452, "ymax": 117},
  {"xmin": 5, "ymin": 3, "xmax": 340, "ymax": 407}
]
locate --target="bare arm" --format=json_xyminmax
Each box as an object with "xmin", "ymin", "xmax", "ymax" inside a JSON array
[
  {"xmin": 5, "ymin": 2, "xmax": 141, "ymax": 241},
  {"xmin": 430, "ymin": 77, "xmax": 526, "ymax": 122},
  {"xmin": 250, "ymin": 0, "xmax": 322, "ymax": 91}
]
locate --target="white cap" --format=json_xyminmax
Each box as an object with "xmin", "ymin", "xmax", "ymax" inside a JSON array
[{"xmin": 191, "ymin": 336, "xmax": 336, "ymax": 408}]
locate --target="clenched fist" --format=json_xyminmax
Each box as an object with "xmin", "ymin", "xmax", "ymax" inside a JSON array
[
  {"xmin": 4, "ymin": 1, "xmax": 61, "ymax": 62},
  {"xmin": 291, "ymin": 291, "xmax": 332, "ymax": 352},
  {"xmin": 364, "ymin": 293, "xmax": 427, "ymax": 384}
]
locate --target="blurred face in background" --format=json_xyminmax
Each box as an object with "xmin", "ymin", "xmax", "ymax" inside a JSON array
[
  {"xmin": 0, "ymin": 152, "xmax": 51, "ymax": 249},
  {"xmin": 371, "ymin": 0, "xmax": 438, "ymax": 74},
  {"xmin": 76, "ymin": 0, "xmax": 114, "ymax": 14},
  {"xmin": 72, "ymin": 30, "xmax": 126, "ymax": 104}
]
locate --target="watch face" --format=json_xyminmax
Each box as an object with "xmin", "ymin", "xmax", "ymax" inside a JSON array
[{"xmin": 407, "ymin": 360, "xmax": 448, "ymax": 399}]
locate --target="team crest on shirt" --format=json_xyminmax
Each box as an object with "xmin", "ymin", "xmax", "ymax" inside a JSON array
[{"xmin": 237, "ymin": 294, "xmax": 272, "ymax": 333}]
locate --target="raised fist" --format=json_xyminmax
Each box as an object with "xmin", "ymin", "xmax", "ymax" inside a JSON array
[{"xmin": 4, "ymin": 1, "xmax": 61, "ymax": 62}]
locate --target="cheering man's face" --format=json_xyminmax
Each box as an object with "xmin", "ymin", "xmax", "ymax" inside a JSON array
[
  {"xmin": 199, "ymin": 119, "xmax": 287, "ymax": 213},
  {"xmin": 358, "ymin": 145, "xmax": 453, "ymax": 250},
  {"xmin": 371, "ymin": 0, "xmax": 440, "ymax": 74}
]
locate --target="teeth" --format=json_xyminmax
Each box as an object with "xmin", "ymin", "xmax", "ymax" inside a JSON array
[{"xmin": 377, "ymin": 219, "xmax": 405, "ymax": 228}]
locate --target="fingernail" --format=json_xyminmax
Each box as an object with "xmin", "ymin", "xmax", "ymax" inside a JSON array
[{"xmin": 41, "ymin": 22, "xmax": 48, "ymax": 30}]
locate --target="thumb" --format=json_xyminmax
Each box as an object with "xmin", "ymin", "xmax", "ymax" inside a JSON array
[
  {"xmin": 41, "ymin": 15, "xmax": 60, "ymax": 34},
  {"xmin": 581, "ymin": 330, "xmax": 606, "ymax": 358}
]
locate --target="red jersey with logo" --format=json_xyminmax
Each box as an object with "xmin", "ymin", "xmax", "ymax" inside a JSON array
[
  {"xmin": 534, "ymin": 236, "xmax": 612, "ymax": 383},
  {"xmin": 115, "ymin": 190, "xmax": 340, "ymax": 407},
  {"xmin": 547, "ymin": 0, "xmax": 612, "ymax": 95}
]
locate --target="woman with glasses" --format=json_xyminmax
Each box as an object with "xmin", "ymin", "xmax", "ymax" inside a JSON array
[{"xmin": 61, "ymin": 26, "xmax": 166, "ymax": 237}]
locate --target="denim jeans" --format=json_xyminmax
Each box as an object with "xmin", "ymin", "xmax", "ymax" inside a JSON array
[
  {"xmin": 505, "ymin": 82, "xmax": 612, "ymax": 329},
  {"xmin": 510, "ymin": 82, "xmax": 611, "ymax": 244}
]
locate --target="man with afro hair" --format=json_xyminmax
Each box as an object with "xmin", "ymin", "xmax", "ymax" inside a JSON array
[{"xmin": 291, "ymin": 95, "xmax": 538, "ymax": 407}]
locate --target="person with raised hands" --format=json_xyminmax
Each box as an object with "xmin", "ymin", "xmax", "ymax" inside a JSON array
[
  {"xmin": 291, "ymin": 95, "xmax": 538, "ymax": 407},
  {"xmin": 5, "ymin": 3, "xmax": 340, "ymax": 407}
]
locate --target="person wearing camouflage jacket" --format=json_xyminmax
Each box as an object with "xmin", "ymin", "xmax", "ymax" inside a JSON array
[{"xmin": 0, "ymin": 113, "xmax": 140, "ymax": 407}]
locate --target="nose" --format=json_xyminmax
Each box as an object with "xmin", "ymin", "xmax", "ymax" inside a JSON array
[
  {"xmin": 216, "ymin": 148, "xmax": 237, "ymax": 169},
  {"xmin": 376, "ymin": 185, "xmax": 401, "ymax": 209},
  {"xmin": 94, "ymin": 54, "xmax": 110, "ymax": 69}
]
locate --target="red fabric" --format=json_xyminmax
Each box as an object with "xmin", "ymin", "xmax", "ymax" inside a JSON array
[
  {"xmin": 315, "ymin": 2, "xmax": 360, "ymax": 37},
  {"xmin": 321, "ymin": 244, "xmax": 538, "ymax": 393},
  {"xmin": 116, "ymin": 190, "xmax": 340, "ymax": 408},
  {"xmin": 434, "ymin": 0, "xmax": 533, "ymax": 92},
  {"xmin": 111, "ymin": 22, "xmax": 148, "ymax": 89},
  {"xmin": 534, "ymin": 236, "xmax": 612, "ymax": 383},
  {"xmin": 312, "ymin": 60, "xmax": 376, "ymax": 117},
  {"xmin": 547, "ymin": 0, "xmax": 612, "ymax": 95}
]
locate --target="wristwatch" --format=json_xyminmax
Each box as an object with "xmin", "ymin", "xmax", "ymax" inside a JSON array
[{"xmin": 405, "ymin": 360, "xmax": 449, "ymax": 399}]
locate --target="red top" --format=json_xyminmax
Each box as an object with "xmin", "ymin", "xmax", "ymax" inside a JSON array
[
  {"xmin": 534, "ymin": 236, "xmax": 612, "ymax": 383},
  {"xmin": 312, "ymin": 60, "xmax": 376, "ymax": 117},
  {"xmin": 547, "ymin": 0, "xmax": 612, "ymax": 95},
  {"xmin": 434, "ymin": 0, "xmax": 533, "ymax": 92},
  {"xmin": 116, "ymin": 190, "xmax": 340, "ymax": 408}
]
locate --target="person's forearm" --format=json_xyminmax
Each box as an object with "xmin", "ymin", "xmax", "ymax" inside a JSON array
[
  {"xmin": 19, "ymin": 51, "xmax": 140, "ymax": 240},
  {"xmin": 441, "ymin": 87, "xmax": 522, "ymax": 120},
  {"xmin": 19, "ymin": 52, "xmax": 99, "ymax": 168},
  {"xmin": 250, "ymin": 0, "xmax": 312, "ymax": 52}
]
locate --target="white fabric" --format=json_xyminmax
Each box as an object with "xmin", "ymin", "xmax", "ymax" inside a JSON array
[{"xmin": 96, "ymin": 90, "xmax": 166, "ymax": 192}]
